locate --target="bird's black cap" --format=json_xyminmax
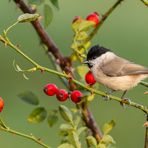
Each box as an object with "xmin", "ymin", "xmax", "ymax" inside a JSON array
[{"xmin": 87, "ymin": 45, "xmax": 111, "ymax": 61}]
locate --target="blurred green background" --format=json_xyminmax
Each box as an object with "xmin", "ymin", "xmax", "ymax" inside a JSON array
[{"xmin": 0, "ymin": 0, "xmax": 148, "ymax": 147}]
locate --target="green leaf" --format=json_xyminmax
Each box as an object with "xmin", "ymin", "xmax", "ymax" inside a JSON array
[
  {"xmin": 18, "ymin": 91, "xmax": 39, "ymax": 105},
  {"xmin": 97, "ymin": 143, "xmax": 106, "ymax": 148},
  {"xmin": 50, "ymin": 0, "xmax": 59, "ymax": 9},
  {"xmin": 47, "ymin": 111, "xmax": 58, "ymax": 127},
  {"xmin": 28, "ymin": 107, "xmax": 47, "ymax": 123},
  {"xmin": 86, "ymin": 136, "xmax": 97, "ymax": 147},
  {"xmin": 101, "ymin": 135, "xmax": 116, "ymax": 145},
  {"xmin": 76, "ymin": 66, "xmax": 88, "ymax": 79},
  {"xmin": 77, "ymin": 126, "xmax": 87, "ymax": 136},
  {"xmin": 103, "ymin": 120, "xmax": 115, "ymax": 135},
  {"xmin": 57, "ymin": 143, "xmax": 75, "ymax": 148},
  {"xmin": 60, "ymin": 123, "xmax": 74, "ymax": 132},
  {"xmin": 44, "ymin": 4, "xmax": 53, "ymax": 28},
  {"xmin": 71, "ymin": 132, "xmax": 81, "ymax": 148},
  {"xmin": 17, "ymin": 13, "xmax": 40, "ymax": 23},
  {"xmin": 28, "ymin": 0, "xmax": 45, "ymax": 5},
  {"xmin": 59, "ymin": 105, "xmax": 73, "ymax": 123}
]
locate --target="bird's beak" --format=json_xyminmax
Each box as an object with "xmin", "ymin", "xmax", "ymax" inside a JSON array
[{"xmin": 83, "ymin": 60, "xmax": 89, "ymax": 64}]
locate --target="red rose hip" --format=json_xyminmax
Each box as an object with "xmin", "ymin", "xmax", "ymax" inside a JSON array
[
  {"xmin": 70, "ymin": 90, "xmax": 83, "ymax": 103},
  {"xmin": 0, "ymin": 97, "xmax": 4, "ymax": 112},
  {"xmin": 85, "ymin": 71, "xmax": 96, "ymax": 85},
  {"xmin": 86, "ymin": 12, "xmax": 100, "ymax": 26},
  {"xmin": 56, "ymin": 89, "xmax": 69, "ymax": 102},
  {"xmin": 44, "ymin": 84, "xmax": 58, "ymax": 96}
]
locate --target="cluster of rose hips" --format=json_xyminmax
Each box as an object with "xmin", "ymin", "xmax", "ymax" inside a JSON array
[
  {"xmin": 44, "ymin": 71, "xmax": 96, "ymax": 103},
  {"xmin": 73, "ymin": 12, "xmax": 100, "ymax": 26}
]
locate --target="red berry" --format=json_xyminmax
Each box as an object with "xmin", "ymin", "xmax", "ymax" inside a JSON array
[
  {"xmin": 0, "ymin": 97, "xmax": 4, "ymax": 112},
  {"xmin": 44, "ymin": 84, "xmax": 58, "ymax": 96},
  {"xmin": 86, "ymin": 12, "xmax": 100, "ymax": 26},
  {"xmin": 56, "ymin": 89, "xmax": 69, "ymax": 102},
  {"xmin": 70, "ymin": 90, "xmax": 83, "ymax": 103},
  {"xmin": 85, "ymin": 71, "xmax": 96, "ymax": 85}
]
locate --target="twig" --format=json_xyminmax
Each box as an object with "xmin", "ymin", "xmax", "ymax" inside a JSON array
[
  {"xmin": 0, "ymin": 118, "xmax": 50, "ymax": 148},
  {"xmin": 86, "ymin": 0, "xmax": 124, "ymax": 42},
  {"xmin": 0, "ymin": 36, "xmax": 147, "ymax": 115},
  {"xmin": 145, "ymin": 115, "xmax": 148, "ymax": 148}
]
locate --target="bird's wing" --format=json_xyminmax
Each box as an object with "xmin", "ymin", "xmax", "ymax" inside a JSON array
[{"xmin": 100, "ymin": 56, "xmax": 148, "ymax": 77}]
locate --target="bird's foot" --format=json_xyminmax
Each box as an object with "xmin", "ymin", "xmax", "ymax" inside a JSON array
[{"xmin": 120, "ymin": 98, "xmax": 131, "ymax": 107}]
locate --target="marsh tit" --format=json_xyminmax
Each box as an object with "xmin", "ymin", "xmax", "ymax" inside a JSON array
[{"xmin": 84, "ymin": 45, "xmax": 148, "ymax": 98}]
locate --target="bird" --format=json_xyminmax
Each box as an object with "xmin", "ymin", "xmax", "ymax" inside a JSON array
[{"xmin": 84, "ymin": 44, "xmax": 148, "ymax": 99}]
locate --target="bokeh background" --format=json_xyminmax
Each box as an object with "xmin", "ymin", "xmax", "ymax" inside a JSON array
[{"xmin": 0, "ymin": 0, "xmax": 148, "ymax": 147}]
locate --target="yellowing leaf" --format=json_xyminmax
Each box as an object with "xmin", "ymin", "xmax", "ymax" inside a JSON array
[
  {"xmin": 28, "ymin": 107, "xmax": 47, "ymax": 123},
  {"xmin": 76, "ymin": 65, "xmax": 88, "ymax": 79},
  {"xmin": 57, "ymin": 143, "xmax": 75, "ymax": 148},
  {"xmin": 17, "ymin": 13, "xmax": 39, "ymax": 23},
  {"xmin": 101, "ymin": 135, "xmax": 116, "ymax": 145},
  {"xmin": 86, "ymin": 136, "xmax": 97, "ymax": 147},
  {"xmin": 103, "ymin": 120, "xmax": 115, "ymax": 135}
]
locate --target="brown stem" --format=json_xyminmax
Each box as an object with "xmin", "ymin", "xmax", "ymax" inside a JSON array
[
  {"xmin": 145, "ymin": 115, "xmax": 148, "ymax": 148},
  {"xmin": 13, "ymin": 0, "xmax": 103, "ymax": 143},
  {"xmin": 81, "ymin": 103, "xmax": 102, "ymax": 142}
]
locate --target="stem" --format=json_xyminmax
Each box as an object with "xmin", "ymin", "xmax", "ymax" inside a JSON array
[
  {"xmin": 87, "ymin": 0, "xmax": 124, "ymax": 42},
  {"xmin": 0, "ymin": 36, "xmax": 147, "ymax": 114},
  {"xmin": 0, "ymin": 119, "xmax": 50, "ymax": 148},
  {"xmin": 4, "ymin": 21, "xmax": 19, "ymax": 36},
  {"xmin": 144, "ymin": 115, "xmax": 148, "ymax": 148}
]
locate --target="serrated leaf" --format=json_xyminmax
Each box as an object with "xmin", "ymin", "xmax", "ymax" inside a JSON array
[
  {"xmin": 60, "ymin": 123, "xmax": 74, "ymax": 132},
  {"xmin": 101, "ymin": 135, "xmax": 116, "ymax": 145},
  {"xmin": 28, "ymin": 0, "xmax": 45, "ymax": 5},
  {"xmin": 77, "ymin": 126, "xmax": 87, "ymax": 136},
  {"xmin": 50, "ymin": 0, "xmax": 59, "ymax": 9},
  {"xmin": 28, "ymin": 107, "xmax": 47, "ymax": 123},
  {"xmin": 18, "ymin": 91, "xmax": 39, "ymax": 105},
  {"xmin": 71, "ymin": 132, "xmax": 81, "ymax": 148},
  {"xmin": 77, "ymin": 65, "xmax": 88, "ymax": 79},
  {"xmin": 86, "ymin": 136, "xmax": 97, "ymax": 147},
  {"xmin": 47, "ymin": 111, "xmax": 58, "ymax": 127},
  {"xmin": 103, "ymin": 120, "xmax": 115, "ymax": 135},
  {"xmin": 17, "ymin": 13, "xmax": 40, "ymax": 23},
  {"xmin": 57, "ymin": 143, "xmax": 75, "ymax": 148},
  {"xmin": 44, "ymin": 4, "xmax": 53, "ymax": 28},
  {"xmin": 59, "ymin": 105, "xmax": 73, "ymax": 123}
]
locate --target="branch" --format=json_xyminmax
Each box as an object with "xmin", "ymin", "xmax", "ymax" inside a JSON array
[
  {"xmin": 11, "ymin": 0, "xmax": 103, "ymax": 143},
  {"xmin": 13, "ymin": 0, "xmax": 71, "ymax": 74},
  {"xmin": 0, "ymin": 36, "xmax": 147, "ymax": 115},
  {"xmin": 87, "ymin": 0, "xmax": 125, "ymax": 41},
  {"xmin": 0, "ymin": 118, "xmax": 50, "ymax": 148}
]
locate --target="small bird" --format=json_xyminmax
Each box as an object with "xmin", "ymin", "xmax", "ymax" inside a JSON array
[{"xmin": 84, "ymin": 45, "xmax": 148, "ymax": 99}]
